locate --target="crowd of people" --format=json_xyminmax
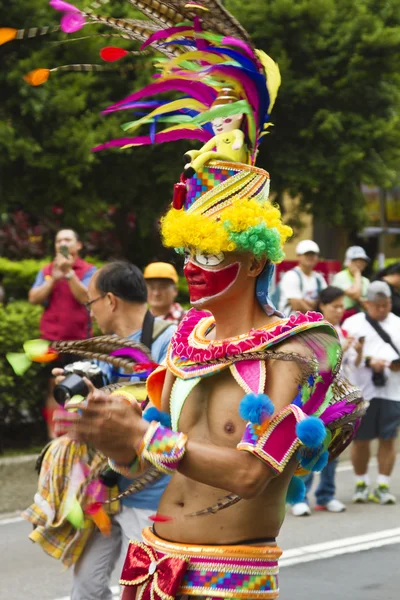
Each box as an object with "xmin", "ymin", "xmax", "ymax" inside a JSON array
[{"xmin": 273, "ymin": 240, "xmax": 400, "ymax": 515}]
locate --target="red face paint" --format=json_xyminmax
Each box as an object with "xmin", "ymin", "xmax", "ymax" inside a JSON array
[{"xmin": 184, "ymin": 261, "xmax": 240, "ymax": 304}]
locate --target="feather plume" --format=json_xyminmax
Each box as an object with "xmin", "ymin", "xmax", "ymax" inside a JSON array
[
  {"xmin": 186, "ymin": 493, "xmax": 241, "ymax": 517},
  {"xmin": 92, "ymin": 126, "xmax": 211, "ymax": 151}
]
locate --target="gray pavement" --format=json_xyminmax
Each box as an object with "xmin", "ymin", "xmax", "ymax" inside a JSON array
[{"xmin": 0, "ymin": 457, "xmax": 399, "ymax": 600}]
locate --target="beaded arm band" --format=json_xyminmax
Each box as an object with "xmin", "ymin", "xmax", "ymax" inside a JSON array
[
  {"xmin": 237, "ymin": 405, "xmax": 307, "ymax": 474},
  {"xmin": 137, "ymin": 421, "xmax": 188, "ymax": 475}
]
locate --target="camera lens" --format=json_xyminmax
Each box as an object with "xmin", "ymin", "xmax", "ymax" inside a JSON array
[{"xmin": 53, "ymin": 374, "xmax": 90, "ymax": 405}]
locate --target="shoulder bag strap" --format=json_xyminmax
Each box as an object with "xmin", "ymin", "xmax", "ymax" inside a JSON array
[
  {"xmin": 140, "ymin": 310, "xmax": 155, "ymax": 351},
  {"xmin": 365, "ymin": 314, "xmax": 400, "ymax": 357}
]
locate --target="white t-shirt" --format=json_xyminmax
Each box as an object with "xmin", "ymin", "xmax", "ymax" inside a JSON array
[
  {"xmin": 278, "ymin": 267, "xmax": 327, "ymax": 315},
  {"xmin": 342, "ymin": 312, "xmax": 400, "ymax": 402}
]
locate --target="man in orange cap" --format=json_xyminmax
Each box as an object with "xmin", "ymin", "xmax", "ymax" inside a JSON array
[{"xmin": 144, "ymin": 262, "xmax": 186, "ymax": 324}]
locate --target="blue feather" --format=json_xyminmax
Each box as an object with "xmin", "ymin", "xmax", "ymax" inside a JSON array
[
  {"xmin": 143, "ymin": 407, "xmax": 172, "ymax": 428},
  {"xmin": 286, "ymin": 476, "xmax": 306, "ymax": 505},
  {"xmin": 296, "ymin": 417, "xmax": 326, "ymax": 449},
  {"xmin": 238, "ymin": 393, "xmax": 274, "ymax": 424}
]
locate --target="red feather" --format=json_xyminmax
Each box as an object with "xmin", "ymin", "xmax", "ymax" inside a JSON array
[{"xmin": 100, "ymin": 47, "xmax": 128, "ymax": 62}]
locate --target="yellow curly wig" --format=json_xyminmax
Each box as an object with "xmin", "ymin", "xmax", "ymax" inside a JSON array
[{"xmin": 160, "ymin": 198, "xmax": 292, "ymax": 263}]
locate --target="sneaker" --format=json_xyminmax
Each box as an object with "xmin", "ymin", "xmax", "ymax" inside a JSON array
[
  {"xmin": 291, "ymin": 502, "xmax": 311, "ymax": 517},
  {"xmin": 352, "ymin": 481, "xmax": 369, "ymax": 503},
  {"xmin": 369, "ymin": 484, "xmax": 396, "ymax": 505},
  {"xmin": 315, "ymin": 499, "xmax": 346, "ymax": 513}
]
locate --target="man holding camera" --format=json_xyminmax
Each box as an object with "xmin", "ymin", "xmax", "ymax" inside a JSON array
[
  {"xmin": 343, "ymin": 281, "xmax": 400, "ymax": 504},
  {"xmin": 29, "ymin": 229, "xmax": 97, "ymax": 437},
  {"xmin": 53, "ymin": 261, "xmax": 175, "ymax": 600}
]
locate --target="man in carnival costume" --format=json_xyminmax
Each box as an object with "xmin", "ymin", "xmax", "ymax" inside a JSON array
[{"xmin": 2, "ymin": 1, "xmax": 365, "ymax": 598}]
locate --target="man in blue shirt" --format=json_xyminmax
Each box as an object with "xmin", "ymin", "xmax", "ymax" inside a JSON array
[{"xmin": 55, "ymin": 261, "xmax": 175, "ymax": 600}]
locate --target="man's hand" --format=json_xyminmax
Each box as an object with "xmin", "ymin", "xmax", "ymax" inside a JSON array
[
  {"xmin": 369, "ymin": 358, "xmax": 387, "ymax": 372},
  {"xmin": 347, "ymin": 262, "xmax": 361, "ymax": 277},
  {"xmin": 54, "ymin": 252, "xmax": 74, "ymax": 276},
  {"xmin": 55, "ymin": 379, "xmax": 148, "ymax": 464}
]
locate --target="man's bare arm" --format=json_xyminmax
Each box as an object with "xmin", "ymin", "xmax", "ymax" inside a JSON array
[
  {"xmin": 62, "ymin": 357, "xmax": 302, "ymax": 497},
  {"xmin": 288, "ymin": 297, "xmax": 316, "ymax": 312},
  {"xmin": 29, "ymin": 277, "xmax": 55, "ymax": 304},
  {"xmin": 66, "ymin": 271, "xmax": 89, "ymax": 304}
]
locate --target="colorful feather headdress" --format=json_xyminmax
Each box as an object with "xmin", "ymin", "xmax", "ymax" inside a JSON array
[{"xmin": 2, "ymin": 0, "xmax": 291, "ymax": 261}]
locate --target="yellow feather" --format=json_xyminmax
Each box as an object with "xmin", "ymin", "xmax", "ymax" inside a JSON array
[
  {"xmin": 123, "ymin": 98, "xmax": 207, "ymax": 132},
  {"xmin": 255, "ymin": 49, "xmax": 281, "ymax": 113}
]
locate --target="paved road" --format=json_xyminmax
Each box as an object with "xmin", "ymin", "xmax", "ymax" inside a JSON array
[{"xmin": 1, "ymin": 458, "xmax": 399, "ymax": 600}]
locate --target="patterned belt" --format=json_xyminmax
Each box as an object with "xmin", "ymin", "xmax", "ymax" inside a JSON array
[{"xmin": 120, "ymin": 527, "xmax": 282, "ymax": 600}]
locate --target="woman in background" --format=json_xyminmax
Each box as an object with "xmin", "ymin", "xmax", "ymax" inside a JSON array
[{"xmin": 291, "ymin": 286, "xmax": 363, "ymax": 516}]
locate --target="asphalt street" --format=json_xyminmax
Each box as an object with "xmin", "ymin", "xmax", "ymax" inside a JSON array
[{"xmin": 0, "ymin": 457, "xmax": 399, "ymax": 600}]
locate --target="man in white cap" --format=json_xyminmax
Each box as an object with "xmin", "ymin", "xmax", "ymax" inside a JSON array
[
  {"xmin": 332, "ymin": 246, "xmax": 370, "ymax": 320},
  {"xmin": 343, "ymin": 281, "xmax": 400, "ymax": 505},
  {"xmin": 278, "ymin": 240, "xmax": 327, "ymax": 315}
]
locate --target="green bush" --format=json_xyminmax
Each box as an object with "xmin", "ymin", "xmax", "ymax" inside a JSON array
[
  {"xmin": 0, "ymin": 257, "xmax": 49, "ymax": 301},
  {"xmin": 0, "ymin": 300, "xmax": 47, "ymax": 451}
]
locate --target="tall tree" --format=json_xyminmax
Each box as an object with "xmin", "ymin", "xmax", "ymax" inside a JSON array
[{"xmin": 228, "ymin": 0, "xmax": 400, "ymax": 224}]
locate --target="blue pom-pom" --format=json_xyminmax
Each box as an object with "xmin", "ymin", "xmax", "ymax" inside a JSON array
[
  {"xmin": 143, "ymin": 407, "xmax": 172, "ymax": 428},
  {"xmin": 238, "ymin": 393, "xmax": 274, "ymax": 424},
  {"xmin": 310, "ymin": 450, "xmax": 329, "ymax": 473},
  {"xmin": 286, "ymin": 476, "xmax": 306, "ymax": 505},
  {"xmin": 296, "ymin": 417, "xmax": 326, "ymax": 449}
]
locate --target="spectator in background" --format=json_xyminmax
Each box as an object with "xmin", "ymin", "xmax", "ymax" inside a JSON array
[
  {"xmin": 343, "ymin": 281, "xmax": 400, "ymax": 505},
  {"xmin": 144, "ymin": 261, "xmax": 186, "ymax": 324},
  {"xmin": 28, "ymin": 229, "xmax": 96, "ymax": 437},
  {"xmin": 374, "ymin": 262, "xmax": 400, "ymax": 317},
  {"xmin": 278, "ymin": 240, "xmax": 327, "ymax": 315},
  {"xmin": 332, "ymin": 246, "xmax": 370, "ymax": 320},
  {"xmin": 50, "ymin": 261, "xmax": 175, "ymax": 600},
  {"xmin": 291, "ymin": 286, "xmax": 363, "ymax": 516}
]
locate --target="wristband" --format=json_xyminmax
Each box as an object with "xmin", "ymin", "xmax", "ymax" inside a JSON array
[
  {"xmin": 137, "ymin": 421, "xmax": 187, "ymax": 474},
  {"xmin": 65, "ymin": 271, "xmax": 73, "ymax": 280}
]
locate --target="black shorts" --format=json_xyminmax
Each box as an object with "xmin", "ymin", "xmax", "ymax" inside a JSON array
[{"xmin": 355, "ymin": 398, "xmax": 400, "ymax": 441}]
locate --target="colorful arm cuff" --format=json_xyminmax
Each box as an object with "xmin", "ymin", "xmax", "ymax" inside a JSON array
[
  {"xmin": 237, "ymin": 404, "xmax": 307, "ymax": 474},
  {"xmin": 137, "ymin": 421, "xmax": 187, "ymax": 475}
]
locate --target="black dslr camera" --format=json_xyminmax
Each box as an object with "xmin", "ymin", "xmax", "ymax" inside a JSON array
[{"xmin": 53, "ymin": 360, "xmax": 104, "ymax": 405}]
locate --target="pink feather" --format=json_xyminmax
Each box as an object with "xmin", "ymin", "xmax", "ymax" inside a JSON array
[
  {"xmin": 140, "ymin": 25, "xmax": 193, "ymax": 51},
  {"xmin": 221, "ymin": 36, "xmax": 258, "ymax": 61},
  {"xmin": 320, "ymin": 402, "xmax": 358, "ymax": 425},
  {"xmin": 110, "ymin": 347, "xmax": 153, "ymax": 365},
  {"xmin": 92, "ymin": 128, "xmax": 211, "ymax": 152},
  {"xmin": 49, "ymin": 0, "xmax": 80, "ymax": 13},
  {"xmin": 102, "ymin": 80, "xmax": 216, "ymax": 114}
]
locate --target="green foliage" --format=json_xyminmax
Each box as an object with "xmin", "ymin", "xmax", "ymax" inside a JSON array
[
  {"xmin": 0, "ymin": 257, "xmax": 48, "ymax": 299},
  {"xmin": 0, "ymin": 301, "xmax": 46, "ymax": 450},
  {"xmin": 228, "ymin": 0, "xmax": 400, "ymax": 225}
]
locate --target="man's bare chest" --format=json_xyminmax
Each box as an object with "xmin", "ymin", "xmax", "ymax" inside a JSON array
[{"xmin": 177, "ymin": 370, "xmax": 246, "ymax": 446}]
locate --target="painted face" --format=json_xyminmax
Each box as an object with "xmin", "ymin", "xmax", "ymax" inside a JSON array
[
  {"xmin": 211, "ymin": 113, "xmax": 244, "ymax": 135},
  {"xmin": 183, "ymin": 250, "xmax": 240, "ymax": 305}
]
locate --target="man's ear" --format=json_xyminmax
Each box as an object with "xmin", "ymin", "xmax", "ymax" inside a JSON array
[
  {"xmin": 248, "ymin": 255, "xmax": 267, "ymax": 278},
  {"xmin": 107, "ymin": 292, "xmax": 118, "ymax": 312},
  {"xmin": 76, "ymin": 240, "xmax": 83, "ymax": 253}
]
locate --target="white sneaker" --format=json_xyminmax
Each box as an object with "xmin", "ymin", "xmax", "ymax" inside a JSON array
[
  {"xmin": 353, "ymin": 481, "xmax": 369, "ymax": 503},
  {"xmin": 291, "ymin": 502, "xmax": 311, "ymax": 517},
  {"xmin": 315, "ymin": 499, "xmax": 346, "ymax": 513},
  {"xmin": 369, "ymin": 485, "xmax": 397, "ymax": 505}
]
